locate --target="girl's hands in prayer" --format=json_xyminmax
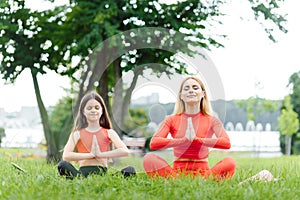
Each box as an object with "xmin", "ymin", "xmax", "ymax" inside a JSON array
[{"xmin": 91, "ymin": 135, "xmax": 107, "ymax": 162}]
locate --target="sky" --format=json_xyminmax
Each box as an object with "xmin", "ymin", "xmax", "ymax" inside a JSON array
[
  {"xmin": 209, "ymin": 0, "xmax": 300, "ymax": 101},
  {"xmin": 0, "ymin": 0, "xmax": 299, "ymax": 113}
]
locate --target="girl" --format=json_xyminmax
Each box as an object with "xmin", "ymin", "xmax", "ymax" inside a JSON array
[{"xmin": 58, "ymin": 91, "xmax": 135, "ymax": 179}]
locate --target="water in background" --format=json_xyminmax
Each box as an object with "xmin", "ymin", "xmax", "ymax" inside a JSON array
[
  {"xmin": 228, "ymin": 131, "xmax": 281, "ymax": 152},
  {"xmin": 2, "ymin": 128, "xmax": 44, "ymax": 148},
  {"xmin": 225, "ymin": 131, "xmax": 282, "ymax": 157}
]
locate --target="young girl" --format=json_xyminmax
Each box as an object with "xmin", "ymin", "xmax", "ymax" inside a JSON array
[
  {"xmin": 58, "ymin": 91, "xmax": 135, "ymax": 179},
  {"xmin": 143, "ymin": 76, "xmax": 236, "ymax": 180}
]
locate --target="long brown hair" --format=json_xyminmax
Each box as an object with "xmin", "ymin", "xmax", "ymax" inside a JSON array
[
  {"xmin": 72, "ymin": 91, "xmax": 112, "ymax": 132},
  {"xmin": 173, "ymin": 76, "xmax": 213, "ymax": 115}
]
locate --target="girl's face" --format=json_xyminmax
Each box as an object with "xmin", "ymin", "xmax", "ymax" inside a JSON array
[
  {"xmin": 180, "ymin": 79, "xmax": 205, "ymax": 104},
  {"xmin": 83, "ymin": 99, "xmax": 103, "ymax": 123}
]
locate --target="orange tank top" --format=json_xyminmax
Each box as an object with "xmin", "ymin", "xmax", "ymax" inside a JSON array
[{"xmin": 76, "ymin": 128, "xmax": 111, "ymax": 153}]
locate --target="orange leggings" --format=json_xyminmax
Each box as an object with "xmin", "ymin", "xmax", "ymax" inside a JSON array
[{"xmin": 143, "ymin": 153, "xmax": 236, "ymax": 180}]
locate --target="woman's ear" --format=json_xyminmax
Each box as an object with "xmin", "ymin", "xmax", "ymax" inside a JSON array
[{"xmin": 201, "ymin": 90, "xmax": 205, "ymax": 97}]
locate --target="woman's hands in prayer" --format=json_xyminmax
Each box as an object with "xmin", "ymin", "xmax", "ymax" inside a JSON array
[{"xmin": 185, "ymin": 117, "xmax": 196, "ymax": 141}]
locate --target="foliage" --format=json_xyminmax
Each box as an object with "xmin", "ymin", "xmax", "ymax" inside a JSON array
[
  {"xmin": 49, "ymin": 95, "xmax": 74, "ymax": 151},
  {"xmin": 1, "ymin": 149, "xmax": 300, "ymax": 199},
  {"xmin": 123, "ymin": 108, "xmax": 150, "ymax": 137},
  {"xmin": 42, "ymin": 0, "xmax": 289, "ymax": 138},
  {"xmin": 46, "ymin": 0, "xmax": 229, "ymax": 138},
  {"xmin": 249, "ymin": 0, "xmax": 287, "ymax": 41},
  {"xmin": 0, "ymin": 127, "xmax": 5, "ymax": 137},
  {"xmin": 278, "ymin": 96, "xmax": 299, "ymax": 136},
  {"xmin": 281, "ymin": 71, "xmax": 300, "ymax": 155},
  {"xmin": 0, "ymin": 127, "xmax": 5, "ymax": 147},
  {"xmin": 0, "ymin": 0, "xmax": 43, "ymax": 82},
  {"xmin": 288, "ymin": 71, "xmax": 300, "ymax": 122},
  {"xmin": 236, "ymin": 97, "xmax": 279, "ymax": 121},
  {"xmin": 277, "ymin": 95, "xmax": 299, "ymax": 155},
  {"xmin": 292, "ymin": 140, "xmax": 300, "ymax": 155},
  {"xmin": 278, "ymin": 133, "xmax": 298, "ymax": 155}
]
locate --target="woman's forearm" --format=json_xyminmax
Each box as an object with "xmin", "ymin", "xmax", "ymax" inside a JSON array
[
  {"xmin": 150, "ymin": 137, "xmax": 188, "ymax": 150},
  {"xmin": 195, "ymin": 137, "xmax": 231, "ymax": 149}
]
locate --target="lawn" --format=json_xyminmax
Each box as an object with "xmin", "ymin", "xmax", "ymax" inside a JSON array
[{"xmin": 0, "ymin": 148, "xmax": 299, "ymax": 200}]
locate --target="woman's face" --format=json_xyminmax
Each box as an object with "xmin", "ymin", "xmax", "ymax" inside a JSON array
[
  {"xmin": 180, "ymin": 79, "xmax": 205, "ymax": 104},
  {"xmin": 83, "ymin": 99, "xmax": 103, "ymax": 123}
]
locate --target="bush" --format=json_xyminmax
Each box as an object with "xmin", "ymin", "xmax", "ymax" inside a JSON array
[{"xmin": 293, "ymin": 139, "xmax": 300, "ymax": 155}]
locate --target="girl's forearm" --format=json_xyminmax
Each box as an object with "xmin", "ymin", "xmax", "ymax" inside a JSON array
[
  {"xmin": 62, "ymin": 152, "xmax": 95, "ymax": 162},
  {"xmin": 97, "ymin": 148, "xmax": 129, "ymax": 158}
]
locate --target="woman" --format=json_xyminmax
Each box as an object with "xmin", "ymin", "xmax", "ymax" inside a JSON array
[
  {"xmin": 58, "ymin": 91, "xmax": 135, "ymax": 179},
  {"xmin": 143, "ymin": 76, "xmax": 236, "ymax": 180}
]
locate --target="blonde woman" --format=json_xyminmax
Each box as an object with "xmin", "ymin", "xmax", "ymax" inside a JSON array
[{"xmin": 143, "ymin": 77, "xmax": 236, "ymax": 180}]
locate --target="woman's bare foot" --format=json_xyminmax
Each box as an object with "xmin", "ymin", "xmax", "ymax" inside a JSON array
[{"xmin": 238, "ymin": 170, "xmax": 278, "ymax": 185}]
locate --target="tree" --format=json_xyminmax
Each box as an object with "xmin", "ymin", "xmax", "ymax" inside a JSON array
[
  {"xmin": 288, "ymin": 71, "xmax": 300, "ymax": 121},
  {"xmin": 49, "ymin": 0, "xmax": 288, "ymax": 136},
  {"xmin": 281, "ymin": 70, "xmax": 300, "ymax": 154},
  {"xmin": 278, "ymin": 95, "xmax": 299, "ymax": 155},
  {"xmin": 0, "ymin": 127, "xmax": 5, "ymax": 147},
  {"xmin": 0, "ymin": 0, "xmax": 288, "ymax": 161},
  {"xmin": 0, "ymin": 0, "xmax": 63, "ymax": 162},
  {"xmin": 49, "ymin": 95, "xmax": 73, "ymax": 150},
  {"xmin": 46, "ymin": 0, "xmax": 225, "ymax": 134}
]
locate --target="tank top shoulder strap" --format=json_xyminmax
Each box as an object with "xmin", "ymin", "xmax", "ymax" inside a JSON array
[{"xmin": 99, "ymin": 128, "xmax": 110, "ymax": 139}]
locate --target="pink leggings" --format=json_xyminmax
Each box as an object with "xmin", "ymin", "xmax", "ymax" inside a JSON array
[{"xmin": 143, "ymin": 153, "xmax": 236, "ymax": 180}]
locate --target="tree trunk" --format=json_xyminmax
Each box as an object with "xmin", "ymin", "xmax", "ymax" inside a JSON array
[
  {"xmin": 285, "ymin": 135, "xmax": 292, "ymax": 156},
  {"xmin": 31, "ymin": 70, "xmax": 59, "ymax": 163},
  {"xmin": 121, "ymin": 67, "xmax": 143, "ymax": 129},
  {"xmin": 98, "ymin": 68, "xmax": 110, "ymax": 114},
  {"xmin": 111, "ymin": 66, "xmax": 143, "ymax": 135},
  {"xmin": 86, "ymin": 37, "xmax": 111, "ymax": 96},
  {"xmin": 111, "ymin": 58, "xmax": 124, "ymax": 135}
]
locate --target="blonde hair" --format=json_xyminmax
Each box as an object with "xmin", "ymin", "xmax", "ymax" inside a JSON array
[{"xmin": 173, "ymin": 76, "xmax": 213, "ymax": 116}]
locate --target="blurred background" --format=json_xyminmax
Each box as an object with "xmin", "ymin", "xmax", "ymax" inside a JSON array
[{"xmin": 0, "ymin": 0, "xmax": 299, "ymax": 162}]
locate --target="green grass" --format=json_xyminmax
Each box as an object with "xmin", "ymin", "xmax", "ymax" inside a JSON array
[{"xmin": 1, "ymin": 148, "xmax": 300, "ymax": 200}]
